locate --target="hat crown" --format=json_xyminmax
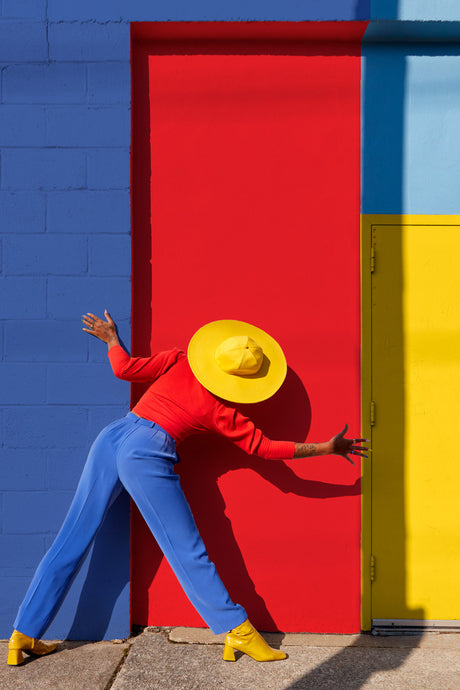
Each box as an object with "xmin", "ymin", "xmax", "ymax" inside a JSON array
[{"xmin": 215, "ymin": 335, "xmax": 263, "ymax": 376}]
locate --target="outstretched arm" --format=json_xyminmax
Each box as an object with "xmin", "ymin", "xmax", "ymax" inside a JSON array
[
  {"xmin": 82, "ymin": 310, "xmax": 120, "ymax": 349},
  {"xmin": 294, "ymin": 425, "xmax": 369, "ymax": 466},
  {"xmin": 82, "ymin": 310, "xmax": 183, "ymax": 382}
]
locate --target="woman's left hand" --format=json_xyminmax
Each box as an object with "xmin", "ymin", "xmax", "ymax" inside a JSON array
[{"xmin": 82, "ymin": 310, "xmax": 119, "ymax": 346}]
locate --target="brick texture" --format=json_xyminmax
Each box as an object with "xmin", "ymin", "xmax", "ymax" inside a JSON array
[
  {"xmin": 0, "ymin": 7, "xmax": 131, "ymax": 641},
  {"xmin": 47, "ymin": 191, "xmax": 130, "ymax": 233}
]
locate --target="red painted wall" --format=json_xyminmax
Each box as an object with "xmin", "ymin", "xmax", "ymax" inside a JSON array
[{"xmin": 131, "ymin": 23, "xmax": 366, "ymax": 633}]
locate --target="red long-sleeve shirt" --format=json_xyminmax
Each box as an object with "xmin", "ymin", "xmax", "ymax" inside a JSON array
[{"xmin": 108, "ymin": 345, "xmax": 295, "ymax": 460}]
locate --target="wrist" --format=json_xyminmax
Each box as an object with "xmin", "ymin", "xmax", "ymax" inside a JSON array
[{"xmin": 321, "ymin": 441, "xmax": 334, "ymax": 456}]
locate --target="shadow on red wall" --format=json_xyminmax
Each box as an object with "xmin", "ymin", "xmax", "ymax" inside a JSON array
[{"xmin": 131, "ymin": 367, "xmax": 360, "ymax": 630}]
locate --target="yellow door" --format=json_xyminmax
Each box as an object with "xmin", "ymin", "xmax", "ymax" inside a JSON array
[{"xmin": 369, "ymin": 219, "xmax": 460, "ymax": 628}]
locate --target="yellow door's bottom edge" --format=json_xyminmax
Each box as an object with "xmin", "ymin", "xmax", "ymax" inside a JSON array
[{"xmin": 373, "ymin": 619, "xmax": 460, "ymax": 632}]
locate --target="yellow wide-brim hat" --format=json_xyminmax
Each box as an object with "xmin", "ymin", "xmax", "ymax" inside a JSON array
[{"xmin": 187, "ymin": 319, "xmax": 287, "ymax": 404}]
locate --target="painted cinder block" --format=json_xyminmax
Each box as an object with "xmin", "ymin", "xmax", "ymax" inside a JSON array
[
  {"xmin": 47, "ymin": 447, "xmax": 95, "ymax": 491},
  {"xmin": 86, "ymin": 149, "xmax": 130, "ymax": 190},
  {"xmin": 87, "ymin": 62, "xmax": 131, "ymax": 104},
  {"xmin": 89, "ymin": 235, "xmax": 130, "ymax": 276},
  {"xmin": 1, "ymin": 277, "xmax": 46, "ymax": 319},
  {"xmin": 47, "ymin": 191, "xmax": 130, "ymax": 233},
  {"xmin": 87, "ymin": 405, "xmax": 130, "ymax": 441},
  {"xmin": 1, "ymin": 192, "xmax": 46, "ymax": 233},
  {"xmin": 5, "ymin": 320, "xmax": 87, "ymax": 362},
  {"xmin": 0, "ymin": 448, "xmax": 47, "ymax": 491},
  {"xmin": 2, "ymin": 0, "xmax": 47, "ymax": 20},
  {"xmin": 3, "ymin": 64, "xmax": 87, "ymax": 104},
  {"xmin": 4, "ymin": 406, "xmax": 88, "ymax": 448},
  {"xmin": 0, "ymin": 576, "xmax": 36, "ymax": 631},
  {"xmin": 47, "ymin": 277, "xmax": 131, "ymax": 320},
  {"xmin": 3, "ymin": 234, "xmax": 87, "ymax": 276},
  {"xmin": 0, "ymin": 536, "xmax": 45, "ymax": 574},
  {"xmin": 0, "ymin": 106, "xmax": 46, "ymax": 147},
  {"xmin": 3, "ymin": 492, "xmax": 75, "ymax": 534},
  {"xmin": 0, "ymin": 22, "xmax": 48, "ymax": 62},
  {"xmin": 2, "ymin": 149, "xmax": 86, "ymax": 190},
  {"xmin": 46, "ymin": 106, "xmax": 130, "ymax": 147},
  {"xmin": 47, "ymin": 363, "xmax": 127, "ymax": 404},
  {"xmin": 48, "ymin": 21, "xmax": 130, "ymax": 62},
  {"xmin": 46, "ymin": 0, "xmax": 370, "ymax": 22},
  {"xmin": 0, "ymin": 363, "xmax": 46, "ymax": 404}
]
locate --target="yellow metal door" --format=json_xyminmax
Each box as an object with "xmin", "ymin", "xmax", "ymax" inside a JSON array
[{"xmin": 370, "ymin": 220, "xmax": 460, "ymax": 628}]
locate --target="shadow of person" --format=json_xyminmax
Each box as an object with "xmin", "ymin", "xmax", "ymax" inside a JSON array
[
  {"xmin": 65, "ymin": 490, "xmax": 131, "ymax": 641},
  {"xmin": 282, "ymin": 627, "xmax": 425, "ymax": 689},
  {"xmin": 132, "ymin": 368, "xmax": 361, "ymax": 631}
]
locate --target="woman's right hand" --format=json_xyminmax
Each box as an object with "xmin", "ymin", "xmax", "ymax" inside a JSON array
[{"xmin": 82, "ymin": 310, "xmax": 119, "ymax": 347}]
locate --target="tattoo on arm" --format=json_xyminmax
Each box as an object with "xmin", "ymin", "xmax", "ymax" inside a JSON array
[{"xmin": 294, "ymin": 443, "xmax": 317, "ymax": 458}]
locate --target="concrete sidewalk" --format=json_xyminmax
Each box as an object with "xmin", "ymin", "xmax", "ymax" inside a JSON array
[{"xmin": 1, "ymin": 627, "xmax": 459, "ymax": 689}]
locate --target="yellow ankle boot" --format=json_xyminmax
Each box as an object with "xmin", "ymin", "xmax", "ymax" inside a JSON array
[
  {"xmin": 7, "ymin": 630, "xmax": 58, "ymax": 666},
  {"xmin": 223, "ymin": 619, "xmax": 287, "ymax": 662}
]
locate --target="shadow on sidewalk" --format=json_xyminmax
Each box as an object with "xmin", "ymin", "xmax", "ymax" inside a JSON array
[{"xmin": 282, "ymin": 631, "xmax": 424, "ymax": 689}]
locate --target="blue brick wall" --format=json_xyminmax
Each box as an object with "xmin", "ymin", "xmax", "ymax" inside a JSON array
[{"xmin": 0, "ymin": 3, "xmax": 131, "ymax": 641}]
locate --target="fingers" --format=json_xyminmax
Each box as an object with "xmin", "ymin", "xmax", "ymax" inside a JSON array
[
  {"xmin": 344, "ymin": 455, "xmax": 356, "ymax": 466},
  {"xmin": 350, "ymin": 448, "xmax": 369, "ymax": 458},
  {"xmin": 104, "ymin": 309, "xmax": 114, "ymax": 325},
  {"xmin": 338, "ymin": 423, "xmax": 348, "ymax": 438},
  {"xmin": 82, "ymin": 313, "xmax": 101, "ymax": 336}
]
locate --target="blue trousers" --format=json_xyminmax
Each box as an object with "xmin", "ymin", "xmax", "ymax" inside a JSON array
[{"xmin": 14, "ymin": 413, "xmax": 247, "ymax": 638}]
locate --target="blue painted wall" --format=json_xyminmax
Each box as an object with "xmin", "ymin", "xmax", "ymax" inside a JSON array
[
  {"xmin": 0, "ymin": 2, "xmax": 131, "ymax": 640},
  {"xmin": 45, "ymin": 1, "xmax": 370, "ymax": 22}
]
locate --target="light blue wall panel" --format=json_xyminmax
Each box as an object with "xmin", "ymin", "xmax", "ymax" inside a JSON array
[
  {"xmin": 403, "ymin": 54, "xmax": 460, "ymax": 213},
  {"xmin": 362, "ymin": 45, "xmax": 460, "ymax": 214},
  {"xmin": 371, "ymin": 1, "xmax": 460, "ymax": 21}
]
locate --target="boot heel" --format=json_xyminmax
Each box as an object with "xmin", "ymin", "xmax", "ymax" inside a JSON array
[
  {"xmin": 222, "ymin": 642, "xmax": 236, "ymax": 662},
  {"xmin": 7, "ymin": 648, "xmax": 24, "ymax": 666}
]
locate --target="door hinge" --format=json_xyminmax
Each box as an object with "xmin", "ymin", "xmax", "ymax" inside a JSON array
[
  {"xmin": 370, "ymin": 555, "xmax": 376, "ymax": 582},
  {"xmin": 370, "ymin": 246, "xmax": 376, "ymax": 273},
  {"xmin": 370, "ymin": 401, "xmax": 376, "ymax": 426}
]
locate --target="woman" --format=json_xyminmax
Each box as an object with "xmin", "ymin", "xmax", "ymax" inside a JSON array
[{"xmin": 8, "ymin": 312, "xmax": 368, "ymax": 666}]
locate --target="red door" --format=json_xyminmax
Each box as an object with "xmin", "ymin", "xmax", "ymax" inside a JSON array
[{"xmin": 131, "ymin": 22, "xmax": 366, "ymax": 633}]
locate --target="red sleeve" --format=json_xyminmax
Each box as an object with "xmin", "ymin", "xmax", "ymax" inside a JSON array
[
  {"xmin": 214, "ymin": 404, "xmax": 295, "ymax": 460},
  {"xmin": 108, "ymin": 345, "xmax": 184, "ymax": 382}
]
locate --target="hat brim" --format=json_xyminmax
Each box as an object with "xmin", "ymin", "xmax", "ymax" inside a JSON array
[{"xmin": 187, "ymin": 320, "xmax": 287, "ymax": 404}]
